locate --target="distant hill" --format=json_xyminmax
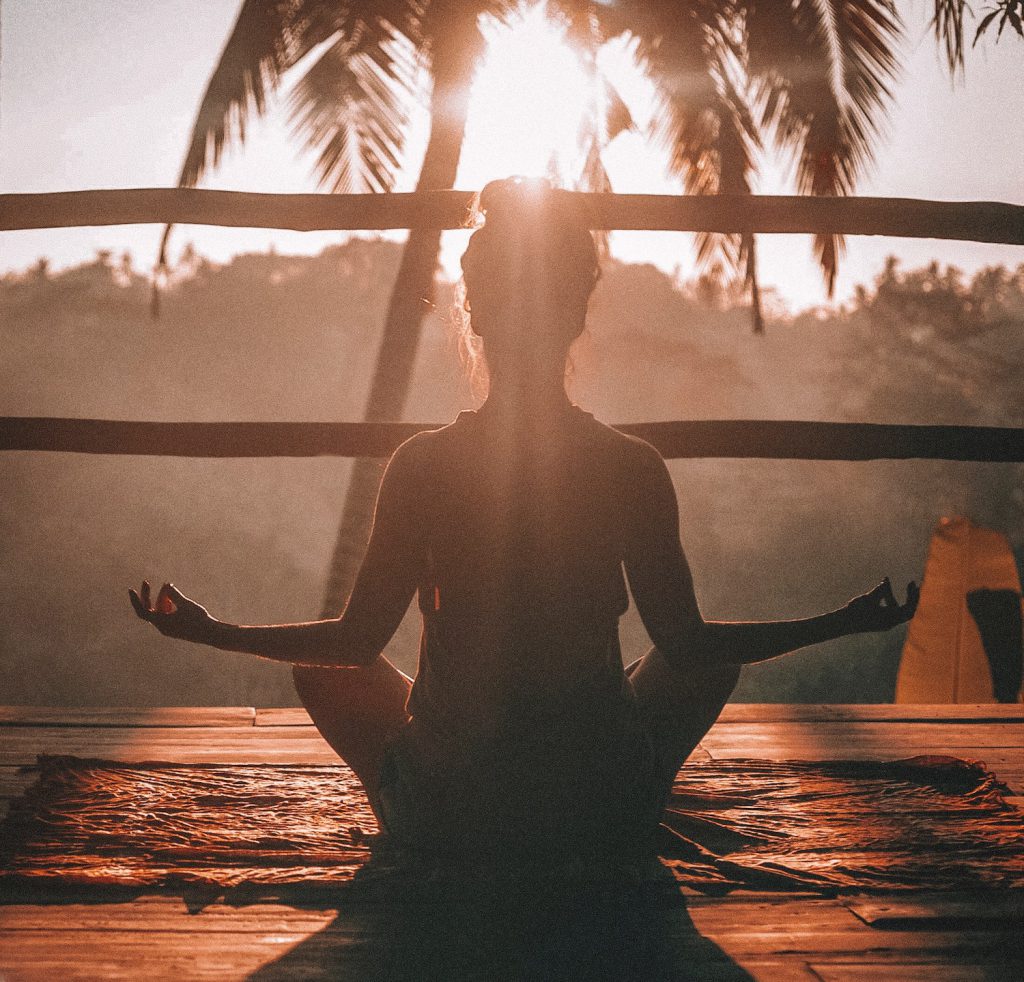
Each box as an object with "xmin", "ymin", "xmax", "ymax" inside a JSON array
[{"xmin": 2, "ymin": 242, "xmax": 1022, "ymax": 705}]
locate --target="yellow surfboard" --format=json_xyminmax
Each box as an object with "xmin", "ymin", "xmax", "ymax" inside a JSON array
[{"xmin": 896, "ymin": 516, "xmax": 1023, "ymax": 703}]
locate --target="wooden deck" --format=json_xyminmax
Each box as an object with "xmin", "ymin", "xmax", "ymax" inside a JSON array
[{"xmin": 1, "ymin": 704, "xmax": 1022, "ymax": 981}]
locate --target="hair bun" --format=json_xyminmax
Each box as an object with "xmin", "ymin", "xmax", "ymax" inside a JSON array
[
  {"xmin": 460, "ymin": 177, "xmax": 600, "ymax": 344},
  {"xmin": 476, "ymin": 177, "xmax": 588, "ymax": 231}
]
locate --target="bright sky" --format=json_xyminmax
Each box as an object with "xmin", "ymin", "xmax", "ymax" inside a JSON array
[{"xmin": 1, "ymin": 1, "xmax": 1021, "ymax": 310}]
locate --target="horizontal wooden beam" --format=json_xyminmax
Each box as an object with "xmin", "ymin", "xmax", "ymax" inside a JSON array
[
  {"xmin": 2, "ymin": 189, "xmax": 1023, "ymax": 244},
  {"xmin": 3, "ymin": 416, "xmax": 1023, "ymax": 461}
]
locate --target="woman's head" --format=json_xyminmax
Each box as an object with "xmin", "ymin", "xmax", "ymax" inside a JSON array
[{"xmin": 459, "ymin": 177, "xmax": 599, "ymax": 392}]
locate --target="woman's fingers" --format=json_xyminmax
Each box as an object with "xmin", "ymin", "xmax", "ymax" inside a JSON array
[
  {"xmin": 156, "ymin": 583, "xmax": 178, "ymax": 615},
  {"xmin": 165, "ymin": 583, "xmax": 188, "ymax": 607},
  {"xmin": 850, "ymin": 577, "xmax": 921, "ymax": 631},
  {"xmin": 131, "ymin": 581, "xmax": 181, "ymax": 620},
  {"xmin": 905, "ymin": 581, "xmax": 920, "ymax": 615},
  {"xmin": 128, "ymin": 588, "xmax": 150, "ymax": 620}
]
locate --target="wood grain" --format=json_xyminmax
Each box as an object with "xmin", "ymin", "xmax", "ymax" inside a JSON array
[
  {"xmin": 0, "ymin": 707, "xmax": 255, "ymax": 728},
  {"xmin": 717, "ymin": 704, "xmax": 1024, "ymax": 724},
  {"xmin": 846, "ymin": 894, "xmax": 1024, "ymax": 928}
]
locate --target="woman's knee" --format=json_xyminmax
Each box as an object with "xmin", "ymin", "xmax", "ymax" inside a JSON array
[
  {"xmin": 292, "ymin": 664, "xmax": 330, "ymax": 703},
  {"xmin": 632, "ymin": 646, "xmax": 738, "ymax": 714},
  {"xmin": 293, "ymin": 659, "xmax": 412, "ymax": 721}
]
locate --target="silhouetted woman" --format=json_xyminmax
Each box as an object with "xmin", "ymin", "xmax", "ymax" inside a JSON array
[{"xmin": 131, "ymin": 178, "xmax": 917, "ymax": 864}]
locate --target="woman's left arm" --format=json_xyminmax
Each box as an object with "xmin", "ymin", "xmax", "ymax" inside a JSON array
[
  {"xmin": 699, "ymin": 577, "xmax": 919, "ymax": 665},
  {"xmin": 130, "ymin": 441, "xmax": 421, "ymax": 668},
  {"xmin": 624, "ymin": 442, "xmax": 919, "ymax": 667}
]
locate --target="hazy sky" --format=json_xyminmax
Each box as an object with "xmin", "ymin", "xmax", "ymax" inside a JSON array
[{"xmin": 1, "ymin": 1, "xmax": 1021, "ymax": 309}]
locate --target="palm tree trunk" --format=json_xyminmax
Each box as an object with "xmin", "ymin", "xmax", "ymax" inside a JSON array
[{"xmin": 319, "ymin": 56, "xmax": 474, "ymax": 617}]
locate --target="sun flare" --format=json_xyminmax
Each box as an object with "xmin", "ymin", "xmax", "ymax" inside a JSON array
[{"xmin": 458, "ymin": 4, "xmax": 596, "ymax": 189}]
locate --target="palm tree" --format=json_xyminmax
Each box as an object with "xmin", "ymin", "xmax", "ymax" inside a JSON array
[
  {"xmin": 162, "ymin": 0, "xmax": 1006, "ymax": 616},
  {"xmin": 156, "ymin": 1, "xmax": 503, "ymax": 613}
]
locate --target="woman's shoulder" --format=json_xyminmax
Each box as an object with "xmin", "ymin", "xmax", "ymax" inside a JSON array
[
  {"xmin": 576, "ymin": 411, "xmax": 666, "ymax": 469},
  {"xmin": 387, "ymin": 412, "xmax": 475, "ymax": 467}
]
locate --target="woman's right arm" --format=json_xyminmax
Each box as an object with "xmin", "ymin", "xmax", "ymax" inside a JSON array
[
  {"xmin": 622, "ymin": 444, "xmax": 918, "ymax": 667},
  {"xmin": 130, "ymin": 439, "xmax": 422, "ymax": 668}
]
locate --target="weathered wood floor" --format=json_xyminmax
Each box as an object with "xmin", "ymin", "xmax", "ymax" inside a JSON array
[{"xmin": 1, "ymin": 704, "xmax": 1022, "ymax": 981}]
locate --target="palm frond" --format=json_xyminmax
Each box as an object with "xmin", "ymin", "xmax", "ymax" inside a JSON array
[
  {"xmin": 288, "ymin": 29, "xmax": 416, "ymax": 193},
  {"xmin": 155, "ymin": 0, "xmax": 343, "ymax": 284},
  {"xmin": 932, "ymin": 0, "xmax": 969, "ymax": 70},
  {"xmin": 625, "ymin": 5, "xmax": 742, "ymax": 190},
  {"xmin": 175, "ymin": 0, "xmax": 346, "ymax": 191},
  {"xmin": 155, "ymin": 0, "xmax": 425, "ymax": 294},
  {"xmin": 746, "ymin": 0, "xmax": 900, "ymax": 295},
  {"xmin": 973, "ymin": 1, "xmax": 1024, "ymax": 43},
  {"xmin": 619, "ymin": 2, "xmax": 763, "ymax": 326}
]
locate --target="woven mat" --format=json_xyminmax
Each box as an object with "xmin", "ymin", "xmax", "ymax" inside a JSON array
[{"xmin": 2, "ymin": 754, "xmax": 1022, "ymax": 895}]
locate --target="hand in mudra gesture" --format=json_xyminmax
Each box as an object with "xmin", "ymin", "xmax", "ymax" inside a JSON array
[
  {"xmin": 845, "ymin": 577, "xmax": 919, "ymax": 633},
  {"xmin": 129, "ymin": 580, "xmax": 213, "ymax": 643}
]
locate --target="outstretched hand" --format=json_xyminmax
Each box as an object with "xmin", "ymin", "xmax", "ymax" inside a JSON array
[
  {"xmin": 129, "ymin": 581, "xmax": 213, "ymax": 643},
  {"xmin": 845, "ymin": 577, "xmax": 919, "ymax": 633}
]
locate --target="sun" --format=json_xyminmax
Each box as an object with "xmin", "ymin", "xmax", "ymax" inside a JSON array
[{"xmin": 457, "ymin": 4, "xmax": 596, "ymax": 189}]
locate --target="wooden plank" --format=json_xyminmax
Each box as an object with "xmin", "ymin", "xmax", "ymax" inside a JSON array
[
  {"xmin": 718, "ymin": 705, "xmax": 1024, "ymax": 724},
  {"xmin": 0, "ymin": 932, "xmax": 330, "ymax": 982},
  {"xmin": 2, "ymin": 899, "xmax": 1020, "ymax": 982},
  {"xmin": 810, "ymin": 964, "xmax": 1021, "ymax": 981},
  {"xmin": 675, "ymin": 900, "xmax": 865, "ymax": 932},
  {"xmin": 8, "ymin": 705, "xmax": 1017, "ymax": 728},
  {"xmin": 255, "ymin": 708, "xmax": 312, "ymax": 727},
  {"xmin": 0, "ymin": 900, "xmax": 337, "ymax": 933},
  {"xmin": 700, "ymin": 722, "xmax": 1024, "ymax": 754},
  {"xmin": 697, "ymin": 963, "xmax": 819, "ymax": 982},
  {"xmin": 252, "ymin": 705, "xmax": 1024, "ymax": 726},
  {"xmin": 0, "ymin": 950, "xmax": 819, "ymax": 982},
  {"xmin": 6, "ymin": 416, "xmax": 1024, "ymax": 463},
  {"xmin": 0, "ymin": 719, "xmax": 1014, "ymax": 773},
  {"xmin": 3, "ymin": 189, "xmax": 1023, "ymax": 244},
  {"xmin": 846, "ymin": 895, "xmax": 1024, "ymax": 929},
  {"xmin": 673, "ymin": 924, "xmax": 1023, "ymax": 958},
  {"xmin": 2, "ymin": 924, "xmax": 1018, "ymax": 963},
  {"xmin": 0, "ymin": 898, "xmax": 853, "ymax": 934},
  {"xmin": 0, "ymin": 725, "xmax": 341, "ymax": 765},
  {"xmin": 0, "ymin": 707, "xmax": 255, "ymax": 728}
]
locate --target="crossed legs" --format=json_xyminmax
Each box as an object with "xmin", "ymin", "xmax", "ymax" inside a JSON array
[
  {"xmin": 293, "ymin": 647, "xmax": 738, "ymax": 826},
  {"xmin": 292, "ymin": 657, "xmax": 412, "ymax": 822},
  {"xmin": 625, "ymin": 647, "xmax": 740, "ymax": 801}
]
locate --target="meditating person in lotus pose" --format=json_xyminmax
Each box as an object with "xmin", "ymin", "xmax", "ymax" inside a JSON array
[{"xmin": 130, "ymin": 178, "xmax": 918, "ymax": 865}]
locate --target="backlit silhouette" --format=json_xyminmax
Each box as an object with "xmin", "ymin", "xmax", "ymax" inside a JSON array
[{"xmin": 132, "ymin": 178, "xmax": 918, "ymax": 863}]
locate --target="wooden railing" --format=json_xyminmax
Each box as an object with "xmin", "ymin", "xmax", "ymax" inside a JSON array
[
  {"xmin": 3, "ymin": 189, "xmax": 1022, "ymax": 462},
  {"xmin": 2, "ymin": 189, "xmax": 1023, "ymax": 242},
  {"xmin": 2, "ymin": 417, "xmax": 1023, "ymax": 462}
]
